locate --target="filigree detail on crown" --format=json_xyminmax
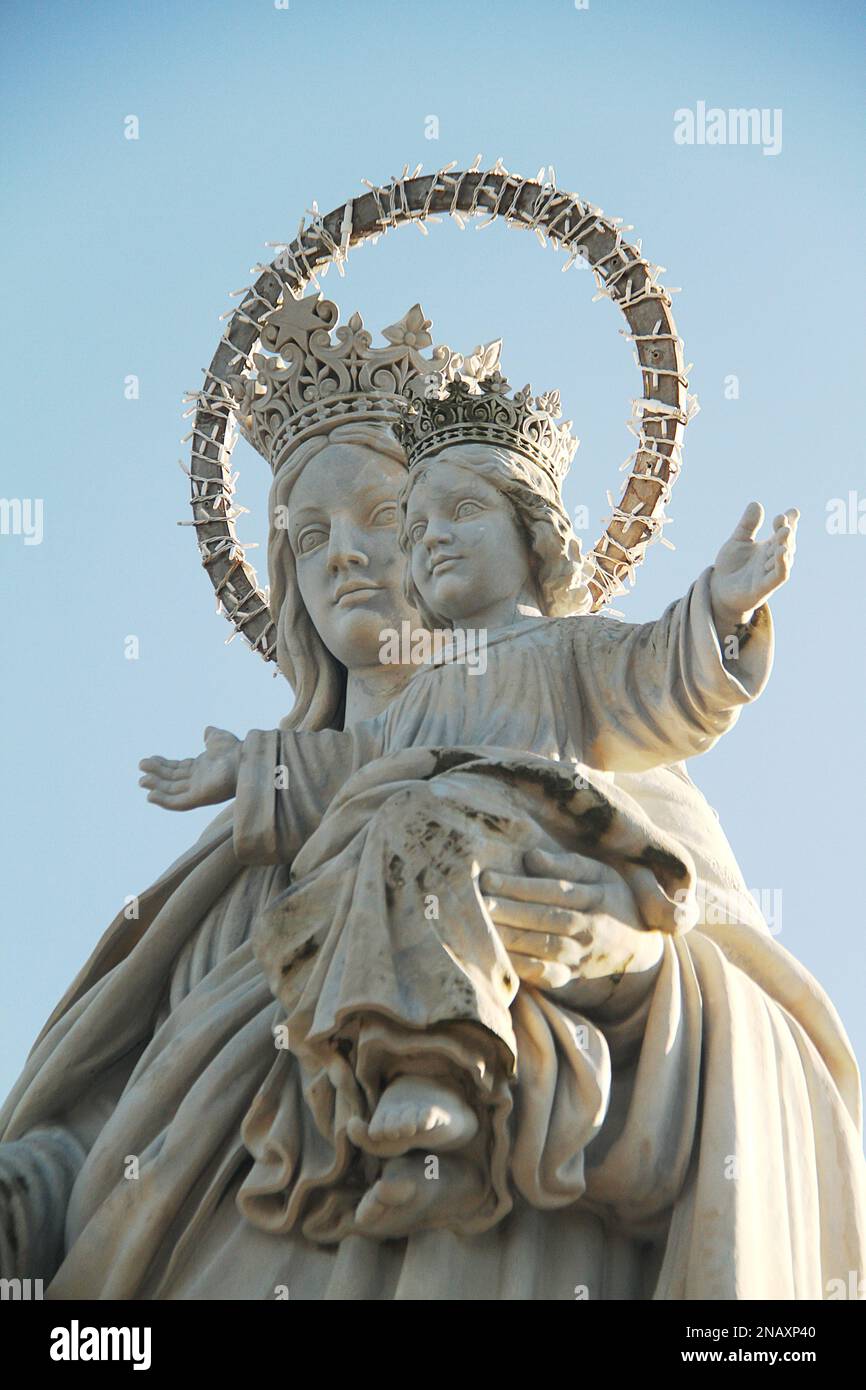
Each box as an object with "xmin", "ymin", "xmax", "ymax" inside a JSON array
[
  {"xmin": 230, "ymin": 292, "xmax": 467, "ymax": 472},
  {"xmin": 395, "ymin": 372, "xmax": 579, "ymax": 489}
]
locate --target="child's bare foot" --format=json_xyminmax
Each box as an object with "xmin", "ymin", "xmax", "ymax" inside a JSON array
[
  {"xmin": 354, "ymin": 1153, "xmax": 484, "ymax": 1239},
  {"xmin": 347, "ymin": 1074, "xmax": 478, "ymax": 1157}
]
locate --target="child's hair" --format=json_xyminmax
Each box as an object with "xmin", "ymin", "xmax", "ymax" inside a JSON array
[{"xmin": 397, "ymin": 442, "xmax": 593, "ymax": 626}]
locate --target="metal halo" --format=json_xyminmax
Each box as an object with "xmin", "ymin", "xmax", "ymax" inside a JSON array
[{"xmin": 184, "ymin": 160, "xmax": 695, "ymax": 662}]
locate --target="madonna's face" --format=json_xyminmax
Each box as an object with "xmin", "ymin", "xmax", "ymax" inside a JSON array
[{"xmin": 286, "ymin": 443, "xmax": 417, "ymax": 669}]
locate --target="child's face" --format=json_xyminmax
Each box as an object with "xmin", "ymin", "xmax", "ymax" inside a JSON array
[{"xmin": 404, "ymin": 455, "xmax": 531, "ymax": 625}]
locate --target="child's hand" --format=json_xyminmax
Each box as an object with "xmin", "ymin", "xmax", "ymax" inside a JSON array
[
  {"xmin": 710, "ymin": 501, "xmax": 798, "ymax": 631},
  {"xmin": 139, "ymin": 727, "xmax": 241, "ymax": 811}
]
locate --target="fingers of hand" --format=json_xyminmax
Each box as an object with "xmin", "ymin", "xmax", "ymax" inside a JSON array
[
  {"xmin": 138, "ymin": 755, "xmax": 193, "ymax": 777},
  {"xmin": 145, "ymin": 788, "xmax": 192, "ymax": 810},
  {"xmin": 204, "ymin": 726, "xmax": 237, "ymax": 748},
  {"xmin": 482, "ymin": 891, "xmax": 602, "ymax": 934},
  {"xmin": 496, "ymin": 924, "xmax": 588, "ymax": 966},
  {"xmin": 768, "ymin": 517, "xmax": 797, "ymax": 579},
  {"xmin": 504, "ymin": 954, "xmax": 573, "ymax": 990},
  {"xmin": 733, "ymin": 500, "xmax": 764, "ymax": 541},
  {"xmin": 523, "ymin": 846, "xmax": 612, "ymax": 884},
  {"xmin": 140, "ymin": 773, "xmax": 192, "ymax": 794},
  {"xmin": 479, "ymin": 871, "xmax": 606, "ymax": 913}
]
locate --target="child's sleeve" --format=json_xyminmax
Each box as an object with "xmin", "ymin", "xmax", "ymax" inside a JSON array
[
  {"xmin": 574, "ymin": 566, "xmax": 774, "ymax": 772},
  {"xmin": 233, "ymin": 720, "xmax": 386, "ymax": 865}
]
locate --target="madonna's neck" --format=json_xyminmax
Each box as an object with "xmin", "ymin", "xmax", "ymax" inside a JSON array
[{"xmin": 344, "ymin": 662, "xmax": 416, "ymax": 727}]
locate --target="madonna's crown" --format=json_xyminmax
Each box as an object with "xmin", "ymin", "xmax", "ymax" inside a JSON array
[
  {"xmin": 394, "ymin": 372, "xmax": 579, "ymax": 489},
  {"xmin": 230, "ymin": 291, "xmax": 464, "ymax": 473}
]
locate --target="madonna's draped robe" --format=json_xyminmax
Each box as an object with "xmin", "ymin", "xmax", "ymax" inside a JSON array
[{"xmin": 1, "ymin": 585, "xmax": 864, "ymax": 1298}]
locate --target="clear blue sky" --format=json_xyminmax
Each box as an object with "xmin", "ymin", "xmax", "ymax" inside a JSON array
[{"xmin": 1, "ymin": 0, "xmax": 864, "ymax": 1102}]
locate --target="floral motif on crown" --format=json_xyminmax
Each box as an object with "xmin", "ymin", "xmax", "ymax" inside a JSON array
[{"xmin": 229, "ymin": 292, "xmax": 461, "ymax": 472}]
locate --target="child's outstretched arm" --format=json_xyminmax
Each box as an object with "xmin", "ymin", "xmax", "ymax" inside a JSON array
[
  {"xmin": 576, "ymin": 501, "xmax": 798, "ymax": 772},
  {"xmin": 140, "ymin": 721, "xmax": 387, "ymax": 865},
  {"xmin": 139, "ymin": 727, "xmax": 240, "ymax": 810},
  {"xmin": 709, "ymin": 501, "xmax": 798, "ymax": 641}
]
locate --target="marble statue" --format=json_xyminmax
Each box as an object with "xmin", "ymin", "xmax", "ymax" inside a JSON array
[{"xmin": 1, "ymin": 163, "xmax": 864, "ymax": 1299}]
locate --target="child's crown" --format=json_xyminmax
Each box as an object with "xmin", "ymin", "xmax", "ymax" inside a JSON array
[{"xmin": 395, "ymin": 370, "xmax": 579, "ymax": 491}]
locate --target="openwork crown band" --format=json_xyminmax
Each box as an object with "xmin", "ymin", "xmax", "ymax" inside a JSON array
[{"xmin": 394, "ymin": 375, "xmax": 579, "ymax": 489}]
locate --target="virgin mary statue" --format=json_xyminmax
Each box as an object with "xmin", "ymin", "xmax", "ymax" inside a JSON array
[{"xmin": 0, "ymin": 165, "xmax": 864, "ymax": 1299}]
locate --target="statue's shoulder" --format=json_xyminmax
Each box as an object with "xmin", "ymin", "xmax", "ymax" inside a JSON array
[
  {"xmin": 541, "ymin": 610, "xmax": 627, "ymax": 649},
  {"xmin": 497, "ymin": 614, "xmax": 575, "ymax": 651}
]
